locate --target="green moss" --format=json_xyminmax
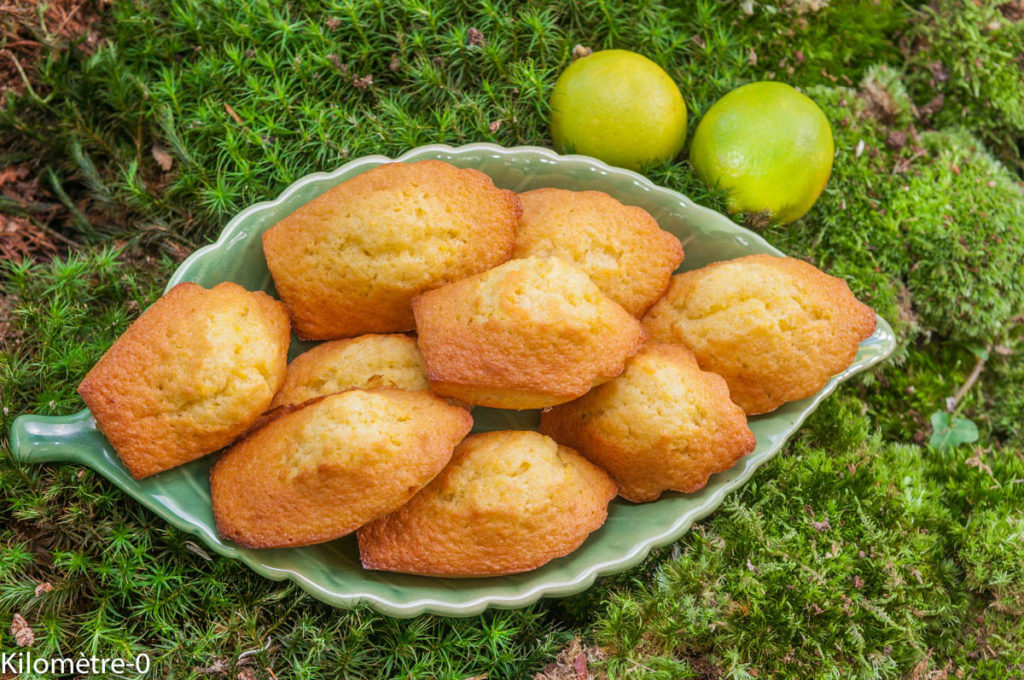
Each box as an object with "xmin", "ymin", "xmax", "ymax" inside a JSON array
[
  {"xmin": 895, "ymin": 129, "xmax": 1024, "ymax": 344},
  {"xmin": 905, "ymin": 0, "xmax": 1024, "ymax": 173},
  {"xmin": 950, "ymin": 606, "xmax": 1024, "ymax": 677},
  {"xmin": 0, "ymin": 249, "xmax": 172, "ymax": 427},
  {"xmin": 977, "ymin": 323, "xmax": 1024, "ymax": 448},
  {"xmin": 737, "ymin": 0, "xmax": 909, "ymax": 89},
  {"xmin": 859, "ymin": 343, "xmax": 975, "ymax": 443},
  {"xmin": 959, "ymin": 507, "xmax": 1024, "ymax": 613}
]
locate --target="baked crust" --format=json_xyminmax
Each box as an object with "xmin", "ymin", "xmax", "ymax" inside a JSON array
[
  {"xmin": 77, "ymin": 281, "xmax": 290, "ymax": 479},
  {"xmin": 514, "ymin": 188, "xmax": 684, "ymax": 316},
  {"xmin": 541, "ymin": 344, "xmax": 755, "ymax": 502},
  {"xmin": 413, "ymin": 255, "xmax": 646, "ymax": 409},
  {"xmin": 357, "ymin": 430, "xmax": 617, "ymax": 576},
  {"xmin": 642, "ymin": 254, "xmax": 877, "ymax": 414},
  {"xmin": 210, "ymin": 389, "xmax": 472, "ymax": 549},
  {"xmin": 271, "ymin": 334, "xmax": 428, "ymax": 409},
  {"xmin": 262, "ymin": 160, "xmax": 520, "ymax": 340}
]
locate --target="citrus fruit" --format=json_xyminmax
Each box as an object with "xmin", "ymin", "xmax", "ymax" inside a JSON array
[
  {"xmin": 549, "ymin": 50, "xmax": 687, "ymax": 170},
  {"xmin": 689, "ymin": 81, "xmax": 834, "ymax": 224}
]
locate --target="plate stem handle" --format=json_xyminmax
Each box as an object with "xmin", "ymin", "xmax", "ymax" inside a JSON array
[{"xmin": 9, "ymin": 409, "xmax": 99, "ymax": 466}]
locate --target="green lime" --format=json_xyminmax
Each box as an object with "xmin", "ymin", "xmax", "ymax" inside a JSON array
[
  {"xmin": 689, "ymin": 81, "xmax": 834, "ymax": 224},
  {"xmin": 549, "ymin": 50, "xmax": 687, "ymax": 171}
]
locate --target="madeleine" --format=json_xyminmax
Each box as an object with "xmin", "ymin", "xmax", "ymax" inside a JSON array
[
  {"xmin": 263, "ymin": 160, "xmax": 520, "ymax": 339},
  {"xmin": 413, "ymin": 255, "xmax": 645, "ymax": 409},
  {"xmin": 358, "ymin": 430, "xmax": 617, "ymax": 576},
  {"xmin": 211, "ymin": 389, "xmax": 472, "ymax": 549},
  {"xmin": 271, "ymin": 334, "xmax": 428, "ymax": 409},
  {"xmin": 542, "ymin": 344, "xmax": 755, "ymax": 502},
  {"xmin": 78, "ymin": 281, "xmax": 290, "ymax": 479},
  {"xmin": 514, "ymin": 188, "xmax": 683, "ymax": 316},
  {"xmin": 643, "ymin": 254, "xmax": 876, "ymax": 414}
]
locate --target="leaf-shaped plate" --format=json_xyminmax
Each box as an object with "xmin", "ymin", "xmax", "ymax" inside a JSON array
[{"xmin": 10, "ymin": 143, "xmax": 896, "ymax": 617}]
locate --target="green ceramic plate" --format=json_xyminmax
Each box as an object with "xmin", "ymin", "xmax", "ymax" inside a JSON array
[{"xmin": 10, "ymin": 143, "xmax": 896, "ymax": 618}]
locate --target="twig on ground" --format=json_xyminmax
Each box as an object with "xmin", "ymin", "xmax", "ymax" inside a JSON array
[
  {"xmin": 237, "ymin": 636, "xmax": 272, "ymax": 663},
  {"xmin": 947, "ymin": 348, "xmax": 988, "ymax": 414}
]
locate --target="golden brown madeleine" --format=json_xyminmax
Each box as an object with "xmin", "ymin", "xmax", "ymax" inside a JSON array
[
  {"xmin": 642, "ymin": 254, "xmax": 877, "ymax": 414},
  {"xmin": 357, "ymin": 430, "xmax": 617, "ymax": 577},
  {"xmin": 541, "ymin": 344, "xmax": 755, "ymax": 503},
  {"xmin": 262, "ymin": 160, "xmax": 520, "ymax": 340},
  {"xmin": 210, "ymin": 389, "xmax": 472, "ymax": 549},
  {"xmin": 270, "ymin": 334, "xmax": 428, "ymax": 409},
  {"xmin": 514, "ymin": 188, "xmax": 684, "ymax": 316},
  {"xmin": 413, "ymin": 255, "xmax": 646, "ymax": 409},
  {"xmin": 77, "ymin": 281, "xmax": 290, "ymax": 479}
]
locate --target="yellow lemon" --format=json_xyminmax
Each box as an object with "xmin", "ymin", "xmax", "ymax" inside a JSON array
[
  {"xmin": 549, "ymin": 50, "xmax": 687, "ymax": 170},
  {"xmin": 689, "ymin": 81, "xmax": 834, "ymax": 224}
]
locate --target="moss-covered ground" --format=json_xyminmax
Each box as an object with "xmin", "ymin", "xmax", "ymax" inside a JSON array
[{"xmin": 1, "ymin": 0, "xmax": 1022, "ymax": 677}]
